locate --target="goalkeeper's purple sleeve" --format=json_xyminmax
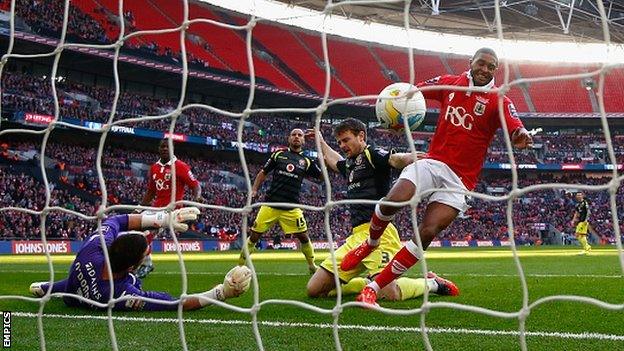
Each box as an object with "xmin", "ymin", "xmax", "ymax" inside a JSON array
[{"xmin": 81, "ymin": 215, "xmax": 129, "ymax": 249}]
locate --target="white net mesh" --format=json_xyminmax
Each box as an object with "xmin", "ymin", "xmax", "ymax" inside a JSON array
[{"xmin": 0, "ymin": 0, "xmax": 623, "ymax": 350}]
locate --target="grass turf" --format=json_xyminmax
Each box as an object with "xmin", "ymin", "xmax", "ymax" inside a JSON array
[{"xmin": 0, "ymin": 246, "xmax": 622, "ymax": 350}]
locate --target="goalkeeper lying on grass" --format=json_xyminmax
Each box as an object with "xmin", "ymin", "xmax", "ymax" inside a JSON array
[{"xmin": 29, "ymin": 207, "xmax": 252, "ymax": 311}]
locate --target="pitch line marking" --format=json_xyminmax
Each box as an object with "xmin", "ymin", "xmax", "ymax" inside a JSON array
[
  {"xmin": 11, "ymin": 312, "xmax": 624, "ymax": 341},
  {"xmin": 1, "ymin": 270, "xmax": 621, "ymax": 278}
]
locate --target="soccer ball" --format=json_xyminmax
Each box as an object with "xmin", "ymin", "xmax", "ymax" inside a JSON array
[{"xmin": 375, "ymin": 82, "xmax": 426, "ymax": 133}]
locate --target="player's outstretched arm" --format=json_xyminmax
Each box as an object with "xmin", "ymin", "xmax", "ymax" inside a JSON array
[
  {"xmin": 187, "ymin": 266, "xmax": 252, "ymax": 310},
  {"xmin": 305, "ymin": 128, "xmax": 342, "ymax": 172},
  {"xmin": 128, "ymin": 207, "xmax": 200, "ymax": 232},
  {"xmin": 388, "ymin": 152, "xmax": 425, "ymax": 170}
]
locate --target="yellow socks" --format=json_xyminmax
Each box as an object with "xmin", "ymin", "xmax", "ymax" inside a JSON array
[
  {"xmin": 328, "ymin": 277, "xmax": 368, "ymax": 297},
  {"xmin": 577, "ymin": 234, "xmax": 591, "ymax": 252},
  {"xmin": 301, "ymin": 241, "xmax": 316, "ymax": 266},
  {"xmin": 238, "ymin": 238, "xmax": 257, "ymax": 266}
]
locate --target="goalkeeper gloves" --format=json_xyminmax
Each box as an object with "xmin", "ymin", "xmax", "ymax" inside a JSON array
[
  {"xmin": 222, "ymin": 266, "xmax": 252, "ymax": 299},
  {"xmin": 140, "ymin": 207, "xmax": 200, "ymax": 232},
  {"xmin": 197, "ymin": 266, "xmax": 252, "ymax": 307}
]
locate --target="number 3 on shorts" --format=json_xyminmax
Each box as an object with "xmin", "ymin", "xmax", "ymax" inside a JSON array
[{"xmin": 381, "ymin": 251, "xmax": 390, "ymax": 264}]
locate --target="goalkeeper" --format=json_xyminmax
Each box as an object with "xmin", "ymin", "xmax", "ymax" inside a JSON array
[{"xmin": 29, "ymin": 208, "xmax": 251, "ymax": 311}]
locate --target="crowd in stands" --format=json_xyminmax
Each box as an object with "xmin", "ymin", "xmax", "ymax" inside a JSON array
[
  {"xmin": 4, "ymin": 69, "xmax": 624, "ymax": 166},
  {"xmin": 7, "ymin": 0, "xmax": 111, "ymax": 44},
  {"xmin": 0, "ymin": 171, "xmax": 96, "ymax": 240},
  {"xmin": 1, "ymin": 140, "xmax": 623, "ymax": 247}
]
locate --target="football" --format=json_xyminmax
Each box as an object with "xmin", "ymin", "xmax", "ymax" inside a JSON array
[{"xmin": 375, "ymin": 82, "xmax": 426, "ymax": 133}]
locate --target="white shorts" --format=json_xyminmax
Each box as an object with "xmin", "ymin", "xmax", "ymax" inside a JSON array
[{"xmin": 398, "ymin": 159, "xmax": 469, "ymax": 212}]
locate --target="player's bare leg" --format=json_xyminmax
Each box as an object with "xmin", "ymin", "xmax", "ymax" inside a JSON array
[
  {"xmin": 341, "ymin": 179, "xmax": 415, "ymax": 271},
  {"xmin": 358, "ymin": 202, "xmax": 459, "ymax": 305},
  {"xmin": 306, "ymin": 267, "xmax": 337, "ymax": 297},
  {"xmin": 294, "ymin": 231, "xmax": 318, "ymax": 274},
  {"xmin": 238, "ymin": 229, "xmax": 263, "ymax": 266}
]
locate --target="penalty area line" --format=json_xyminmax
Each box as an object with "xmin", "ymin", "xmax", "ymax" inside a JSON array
[{"xmin": 12, "ymin": 312, "xmax": 624, "ymax": 341}]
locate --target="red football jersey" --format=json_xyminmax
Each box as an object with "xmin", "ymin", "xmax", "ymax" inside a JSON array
[
  {"xmin": 147, "ymin": 158, "xmax": 199, "ymax": 207},
  {"xmin": 417, "ymin": 72, "xmax": 524, "ymax": 190}
]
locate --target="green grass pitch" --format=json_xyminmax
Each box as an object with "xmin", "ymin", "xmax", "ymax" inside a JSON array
[{"xmin": 0, "ymin": 246, "xmax": 622, "ymax": 350}]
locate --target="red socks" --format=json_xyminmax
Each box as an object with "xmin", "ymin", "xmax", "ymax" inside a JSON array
[{"xmin": 373, "ymin": 240, "xmax": 420, "ymax": 291}]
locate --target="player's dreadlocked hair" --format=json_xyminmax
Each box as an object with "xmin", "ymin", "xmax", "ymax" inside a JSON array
[
  {"xmin": 334, "ymin": 118, "xmax": 367, "ymax": 140},
  {"xmin": 109, "ymin": 234, "xmax": 148, "ymax": 273}
]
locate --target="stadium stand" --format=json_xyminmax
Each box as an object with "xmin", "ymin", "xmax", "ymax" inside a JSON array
[
  {"xmin": 3, "ymin": 0, "xmax": 622, "ymax": 112},
  {"xmin": 1, "ymin": 136, "xmax": 622, "ymax": 246}
]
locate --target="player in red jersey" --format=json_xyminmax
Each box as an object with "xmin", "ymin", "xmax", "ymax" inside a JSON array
[
  {"xmin": 136, "ymin": 139, "xmax": 202, "ymax": 278},
  {"xmin": 340, "ymin": 48, "xmax": 534, "ymax": 306},
  {"xmin": 142, "ymin": 139, "xmax": 202, "ymax": 208}
]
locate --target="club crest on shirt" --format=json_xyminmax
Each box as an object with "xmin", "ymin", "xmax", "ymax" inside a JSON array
[
  {"xmin": 286, "ymin": 163, "xmax": 295, "ymax": 172},
  {"xmin": 356, "ymin": 154, "xmax": 363, "ymax": 165},
  {"xmin": 298, "ymin": 159, "xmax": 306, "ymax": 167},
  {"xmin": 164, "ymin": 172, "xmax": 171, "ymax": 181},
  {"xmin": 474, "ymin": 102, "xmax": 486, "ymax": 116}
]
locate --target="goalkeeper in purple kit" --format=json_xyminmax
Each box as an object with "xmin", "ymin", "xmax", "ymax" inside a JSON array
[{"xmin": 29, "ymin": 207, "xmax": 252, "ymax": 311}]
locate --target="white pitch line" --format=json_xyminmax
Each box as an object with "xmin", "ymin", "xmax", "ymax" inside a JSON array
[
  {"xmin": 10, "ymin": 312, "xmax": 624, "ymax": 341},
  {"xmin": 1, "ymin": 270, "xmax": 621, "ymax": 278}
]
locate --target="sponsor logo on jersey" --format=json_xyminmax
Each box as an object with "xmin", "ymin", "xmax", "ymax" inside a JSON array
[
  {"xmin": 444, "ymin": 105, "xmax": 474, "ymax": 131},
  {"xmin": 155, "ymin": 178, "xmax": 170, "ymax": 191},
  {"xmin": 476, "ymin": 96, "xmax": 489, "ymax": 104}
]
